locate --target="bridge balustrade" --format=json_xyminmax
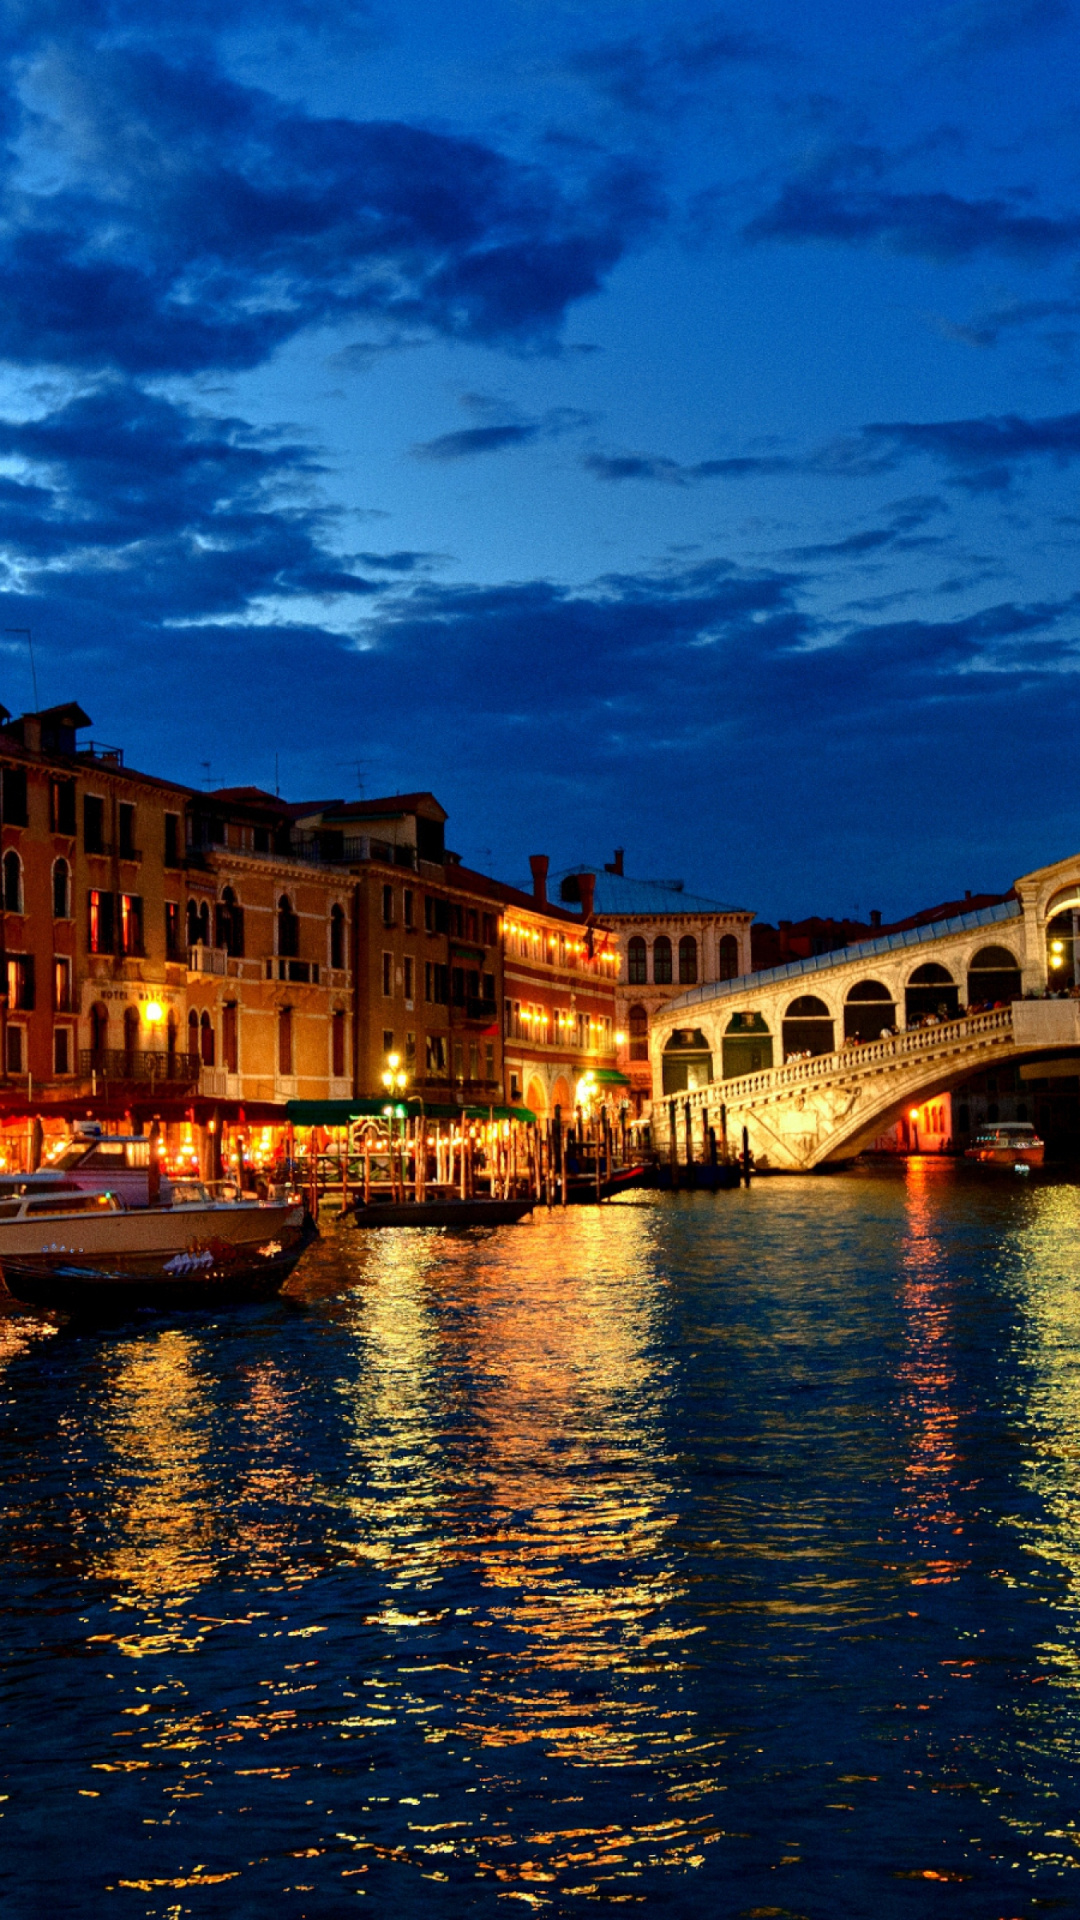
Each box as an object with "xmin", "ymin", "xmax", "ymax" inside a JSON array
[{"xmin": 670, "ymin": 1005, "xmax": 1014, "ymax": 1115}]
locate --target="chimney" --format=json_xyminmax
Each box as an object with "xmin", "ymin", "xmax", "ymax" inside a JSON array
[
  {"xmin": 529, "ymin": 853, "xmax": 549, "ymax": 904},
  {"xmin": 578, "ymin": 871, "xmax": 596, "ymax": 920},
  {"xmin": 870, "ymin": 909, "xmax": 881, "ymax": 928},
  {"xmin": 965, "ymin": 889, "xmax": 972, "ymax": 901},
  {"xmin": 604, "ymin": 847, "xmax": 624, "ymax": 876}
]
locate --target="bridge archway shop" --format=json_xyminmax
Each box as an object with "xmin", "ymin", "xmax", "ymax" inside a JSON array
[
  {"xmin": 844, "ymin": 980, "xmax": 895, "ymax": 1043},
  {"xmin": 663, "ymin": 1027, "xmax": 714, "ymax": 1094},
  {"xmin": 782, "ymin": 995, "xmax": 834, "ymax": 1060},
  {"xmin": 721, "ymin": 1012, "xmax": 771, "ymax": 1081},
  {"xmin": 904, "ymin": 962, "xmax": 959, "ymax": 1025},
  {"xmin": 967, "ymin": 944, "xmax": 1022, "ymax": 1005}
]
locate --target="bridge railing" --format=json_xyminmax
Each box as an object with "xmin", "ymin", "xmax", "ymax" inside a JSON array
[{"xmin": 670, "ymin": 1005, "xmax": 1014, "ymax": 1114}]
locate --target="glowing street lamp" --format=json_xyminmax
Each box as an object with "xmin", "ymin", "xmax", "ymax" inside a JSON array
[
  {"xmin": 143, "ymin": 1000, "xmax": 165, "ymax": 1027},
  {"xmin": 381, "ymin": 1049, "xmax": 407, "ymax": 1094}
]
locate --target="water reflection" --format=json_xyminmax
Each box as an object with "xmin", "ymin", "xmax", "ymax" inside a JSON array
[{"xmin": 895, "ymin": 1162, "xmax": 966, "ymax": 1577}]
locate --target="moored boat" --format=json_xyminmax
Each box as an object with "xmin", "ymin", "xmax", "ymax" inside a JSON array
[
  {"xmin": 0, "ymin": 1181, "xmax": 316, "ymax": 1309},
  {"xmin": 964, "ymin": 1122, "xmax": 1045, "ymax": 1168}
]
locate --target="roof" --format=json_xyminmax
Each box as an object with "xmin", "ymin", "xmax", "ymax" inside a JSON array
[
  {"xmin": 665, "ymin": 898, "xmax": 1024, "ymax": 1011},
  {"xmin": 209, "ymin": 786, "xmax": 287, "ymax": 807},
  {"xmin": 454, "ymin": 863, "xmax": 593, "ymax": 927},
  {"xmin": 558, "ymin": 866, "xmax": 748, "ymax": 917},
  {"xmin": 309, "ymin": 791, "xmax": 447, "ymax": 823}
]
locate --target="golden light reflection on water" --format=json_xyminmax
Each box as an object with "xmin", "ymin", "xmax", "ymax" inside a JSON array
[
  {"xmin": 896, "ymin": 1163, "xmax": 966, "ymax": 1582},
  {"xmin": 327, "ymin": 1208, "xmax": 728, "ymax": 1893}
]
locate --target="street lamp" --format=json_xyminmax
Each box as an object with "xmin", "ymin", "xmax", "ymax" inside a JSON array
[
  {"xmin": 381, "ymin": 1049, "xmax": 407, "ymax": 1095},
  {"xmin": 909, "ymin": 1106, "xmax": 920, "ymax": 1153},
  {"xmin": 144, "ymin": 1000, "xmax": 164, "ymax": 1027}
]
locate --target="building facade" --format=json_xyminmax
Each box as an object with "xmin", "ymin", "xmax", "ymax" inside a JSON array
[{"xmin": 556, "ymin": 853, "xmax": 752, "ymax": 1112}]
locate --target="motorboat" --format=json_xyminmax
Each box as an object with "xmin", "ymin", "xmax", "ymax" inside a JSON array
[
  {"xmin": 351, "ymin": 1195, "xmax": 533, "ymax": 1228},
  {"xmin": 964, "ymin": 1122, "xmax": 1045, "ymax": 1168},
  {"xmin": 0, "ymin": 1177, "xmax": 316, "ymax": 1309}
]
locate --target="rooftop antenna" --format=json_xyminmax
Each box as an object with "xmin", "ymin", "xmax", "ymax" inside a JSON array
[
  {"xmin": 335, "ymin": 758, "xmax": 368, "ymax": 795},
  {"xmin": 200, "ymin": 760, "xmax": 213, "ymax": 791},
  {"xmin": 4, "ymin": 628, "xmax": 38, "ymax": 711}
]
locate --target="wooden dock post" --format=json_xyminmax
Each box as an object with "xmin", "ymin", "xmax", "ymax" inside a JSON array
[
  {"xmin": 668, "ymin": 1099, "xmax": 679, "ymax": 1190},
  {"xmin": 741, "ymin": 1124, "xmax": 752, "ymax": 1187}
]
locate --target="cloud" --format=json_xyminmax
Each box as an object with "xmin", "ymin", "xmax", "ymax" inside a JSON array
[
  {"xmin": 0, "ymin": 42, "xmax": 662, "ymax": 375},
  {"xmin": 412, "ymin": 404, "xmax": 592, "ymax": 461},
  {"xmin": 565, "ymin": 16, "xmax": 787, "ymax": 116},
  {"xmin": 917, "ymin": 0, "xmax": 1070, "ymax": 65},
  {"xmin": 855, "ymin": 410, "xmax": 1080, "ymax": 489},
  {"xmin": 582, "ymin": 449, "xmax": 795, "ymax": 484},
  {"xmin": 747, "ymin": 182, "xmax": 1080, "ymax": 262}
]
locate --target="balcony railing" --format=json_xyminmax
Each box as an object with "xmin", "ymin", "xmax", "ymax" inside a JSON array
[
  {"xmin": 266, "ymin": 958, "xmax": 320, "ymax": 983},
  {"xmin": 188, "ymin": 945, "xmax": 230, "ymax": 974},
  {"xmin": 78, "ymin": 1049, "xmax": 201, "ymax": 1085}
]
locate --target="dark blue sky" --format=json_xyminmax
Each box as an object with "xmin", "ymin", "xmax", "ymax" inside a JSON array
[{"xmin": 2, "ymin": 0, "xmax": 1080, "ymax": 918}]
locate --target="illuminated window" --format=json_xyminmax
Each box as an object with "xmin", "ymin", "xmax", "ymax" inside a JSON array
[
  {"xmin": 88, "ymin": 888, "xmax": 114, "ymax": 954},
  {"xmin": 53, "ymin": 957, "xmax": 72, "ymax": 1012}
]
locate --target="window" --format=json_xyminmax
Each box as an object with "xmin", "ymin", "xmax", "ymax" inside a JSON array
[
  {"xmin": 485, "ymin": 1042, "xmax": 495, "ymax": 1081},
  {"xmin": 52, "ymin": 857, "xmax": 70, "ymax": 919},
  {"xmin": 1, "ymin": 765, "xmax": 27, "ymax": 827},
  {"xmin": 425, "ymin": 895, "xmax": 450, "ymax": 934},
  {"xmin": 166, "ymin": 1013, "xmax": 178, "ymax": 1069},
  {"xmin": 629, "ymin": 1003, "xmax": 649, "ymax": 1060},
  {"xmin": 216, "ymin": 886, "xmax": 245, "ymax": 956},
  {"xmin": 653, "ymin": 935, "xmax": 672, "ymax": 984},
  {"xmin": 451, "ymin": 905, "xmax": 463, "ymax": 938},
  {"xmin": 329, "ymin": 904, "xmax": 346, "ymax": 969},
  {"xmin": 123, "ymin": 1006, "xmax": 139, "ymax": 1065},
  {"xmin": 426, "ymin": 1033, "xmax": 447, "ymax": 1074},
  {"xmin": 6, "ymin": 1026, "xmax": 22, "ymax": 1074},
  {"xmin": 88, "ymin": 888, "xmax": 115, "ymax": 954},
  {"xmin": 426, "ymin": 961, "xmax": 448, "ymax": 1004},
  {"xmin": 469, "ymin": 1042, "xmax": 479, "ymax": 1080},
  {"xmin": 51, "ymin": 779, "xmax": 76, "ymax": 835},
  {"xmin": 278, "ymin": 1008, "xmax": 292, "ymax": 1077},
  {"xmin": 628, "ymin": 935, "xmax": 647, "ymax": 984},
  {"xmin": 199, "ymin": 1011, "xmax": 214, "ymax": 1067},
  {"xmin": 3, "ymin": 850, "xmax": 22, "ymax": 914},
  {"xmin": 331, "ymin": 1009, "xmax": 346, "ymax": 1077},
  {"xmin": 678, "ymin": 935, "xmax": 698, "ymax": 985},
  {"xmin": 165, "ymin": 900, "xmax": 182, "ymax": 958},
  {"xmin": 382, "ymin": 1028, "xmax": 394, "ymax": 1054},
  {"xmin": 120, "ymin": 894, "xmax": 143, "ymax": 955},
  {"xmin": 403, "ymin": 956, "xmax": 414, "ymax": 1004},
  {"xmin": 277, "ymin": 894, "xmax": 299, "ymax": 958},
  {"xmin": 53, "ymin": 957, "xmax": 72, "ymax": 1012},
  {"xmin": 718, "ymin": 934, "xmax": 739, "ymax": 981},
  {"xmin": 187, "ymin": 898, "xmax": 210, "ymax": 947},
  {"xmin": 382, "ymin": 884, "xmax": 394, "ymax": 926},
  {"xmin": 403, "ymin": 889, "xmax": 414, "ymax": 930},
  {"xmin": 7, "ymin": 954, "xmax": 34, "ymax": 1010},
  {"xmin": 118, "ymin": 803, "xmax": 136, "ymax": 858},
  {"xmin": 53, "ymin": 1027, "xmax": 71, "ymax": 1075},
  {"xmin": 467, "ymin": 909, "xmax": 478, "ymax": 943},
  {"xmin": 164, "ymin": 812, "xmax": 180, "ymax": 868},
  {"xmin": 83, "ymin": 793, "xmax": 105, "ymax": 854},
  {"xmin": 188, "ymin": 1008, "xmax": 199, "ymax": 1059},
  {"xmin": 405, "ymin": 1031, "xmax": 416, "ymax": 1071},
  {"xmin": 453, "ymin": 1040, "xmax": 464, "ymax": 1081},
  {"xmin": 222, "ymin": 1002, "xmax": 238, "ymax": 1074},
  {"xmin": 382, "ymin": 951, "xmax": 392, "ymax": 996},
  {"xmin": 483, "ymin": 913, "xmax": 497, "ymax": 946}
]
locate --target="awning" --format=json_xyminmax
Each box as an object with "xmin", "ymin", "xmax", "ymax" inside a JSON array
[
  {"xmin": 451, "ymin": 946, "xmax": 487, "ymax": 964},
  {"xmin": 588, "ymin": 1069, "xmax": 631, "ymax": 1086},
  {"xmin": 286, "ymin": 1097, "xmax": 538, "ymax": 1127}
]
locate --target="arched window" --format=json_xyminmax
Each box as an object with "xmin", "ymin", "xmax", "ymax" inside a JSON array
[
  {"xmin": 628, "ymin": 1003, "xmax": 649, "ymax": 1061},
  {"xmin": 332, "ymin": 1007, "xmax": 346, "ymax": 1077},
  {"xmin": 330, "ymin": 904, "xmax": 346, "ymax": 970},
  {"xmin": 678, "ymin": 935, "xmax": 698, "ymax": 984},
  {"xmin": 200, "ymin": 1009, "xmax": 215, "ymax": 1066},
  {"xmin": 187, "ymin": 899, "xmax": 210, "ymax": 946},
  {"xmin": 663, "ymin": 1025, "xmax": 714, "ymax": 1092},
  {"xmin": 90, "ymin": 1002, "xmax": 108, "ymax": 1061},
  {"xmin": 278, "ymin": 894, "xmax": 299, "ymax": 959},
  {"xmin": 721, "ymin": 1011, "xmax": 772, "ymax": 1079},
  {"xmin": 188, "ymin": 1008, "xmax": 199, "ymax": 1060},
  {"xmin": 628, "ymin": 936, "xmax": 647, "ymax": 985},
  {"xmin": 215, "ymin": 885, "xmax": 245, "ymax": 957},
  {"xmin": 782, "ymin": 994, "xmax": 835, "ymax": 1059},
  {"xmin": 905, "ymin": 961, "xmax": 958, "ymax": 1024},
  {"xmin": 718, "ymin": 934, "xmax": 739, "ymax": 981},
  {"xmin": 3, "ymin": 850, "xmax": 22, "ymax": 914},
  {"xmin": 653, "ymin": 935, "xmax": 672, "ymax": 984},
  {"xmin": 187, "ymin": 899, "xmax": 200, "ymax": 947},
  {"xmin": 166, "ymin": 1012, "xmax": 178, "ymax": 1071},
  {"xmin": 967, "ymin": 944, "xmax": 1022, "ymax": 1005},
  {"xmin": 52, "ymin": 857, "xmax": 70, "ymax": 919},
  {"xmin": 278, "ymin": 1006, "xmax": 293, "ymax": 1076},
  {"xmin": 844, "ymin": 979, "xmax": 895, "ymax": 1042}
]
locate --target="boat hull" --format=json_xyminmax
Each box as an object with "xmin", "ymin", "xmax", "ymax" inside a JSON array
[
  {"xmin": 0, "ymin": 1202, "xmax": 316, "ymax": 1309},
  {"xmin": 965, "ymin": 1144, "xmax": 1045, "ymax": 1167}
]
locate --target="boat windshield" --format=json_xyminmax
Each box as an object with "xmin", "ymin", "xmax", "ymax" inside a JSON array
[{"xmin": 0, "ymin": 1191, "xmax": 121, "ymax": 1219}]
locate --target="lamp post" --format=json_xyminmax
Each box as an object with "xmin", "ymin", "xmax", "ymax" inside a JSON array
[
  {"xmin": 909, "ymin": 1107, "xmax": 920, "ymax": 1154},
  {"xmin": 381, "ymin": 1052, "xmax": 408, "ymax": 1198}
]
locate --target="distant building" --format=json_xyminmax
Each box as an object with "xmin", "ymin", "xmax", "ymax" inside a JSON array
[{"xmin": 556, "ymin": 852, "xmax": 752, "ymax": 1112}]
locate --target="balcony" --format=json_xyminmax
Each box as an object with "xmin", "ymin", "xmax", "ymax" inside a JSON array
[
  {"xmin": 79, "ymin": 1049, "xmax": 200, "ymax": 1086},
  {"xmin": 188, "ymin": 945, "xmax": 230, "ymax": 975},
  {"xmin": 266, "ymin": 958, "xmax": 320, "ymax": 984}
]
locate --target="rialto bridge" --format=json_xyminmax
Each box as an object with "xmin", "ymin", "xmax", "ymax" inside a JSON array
[{"xmin": 649, "ymin": 850, "xmax": 1080, "ymax": 1170}]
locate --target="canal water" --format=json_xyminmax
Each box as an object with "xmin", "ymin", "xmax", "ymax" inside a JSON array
[{"xmin": 3, "ymin": 1168, "xmax": 1080, "ymax": 1917}]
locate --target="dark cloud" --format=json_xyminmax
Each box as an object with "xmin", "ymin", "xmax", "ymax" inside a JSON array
[
  {"xmin": 412, "ymin": 405, "xmax": 592, "ymax": 461},
  {"xmin": 0, "ymin": 43, "xmax": 662, "ymax": 375},
  {"xmin": 747, "ymin": 181, "xmax": 1080, "ymax": 262},
  {"xmin": 566, "ymin": 15, "xmax": 786, "ymax": 116},
  {"xmin": 856, "ymin": 410, "xmax": 1080, "ymax": 490},
  {"xmin": 917, "ymin": 0, "xmax": 1070, "ymax": 65},
  {"xmin": 582, "ymin": 450, "xmax": 794, "ymax": 484}
]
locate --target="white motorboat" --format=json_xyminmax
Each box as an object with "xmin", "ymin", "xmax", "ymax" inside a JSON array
[{"xmin": 0, "ymin": 1177, "xmax": 315, "ymax": 1310}]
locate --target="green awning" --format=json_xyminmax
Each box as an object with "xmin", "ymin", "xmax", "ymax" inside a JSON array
[
  {"xmin": 463, "ymin": 1103, "xmax": 537, "ymax": 1124},
  {"xmin": 287, "ymin": 1097, "xmax": 537, "ymax": 1128},
  {"xmin": 588, "ymin": 1069, "xmax": 631, "ymax": 1086}
]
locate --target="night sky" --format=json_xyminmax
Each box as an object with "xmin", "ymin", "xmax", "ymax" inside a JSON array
[{"xmin": 2, "ymin": 0, "xmax": 1079, "ymax": 919}]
